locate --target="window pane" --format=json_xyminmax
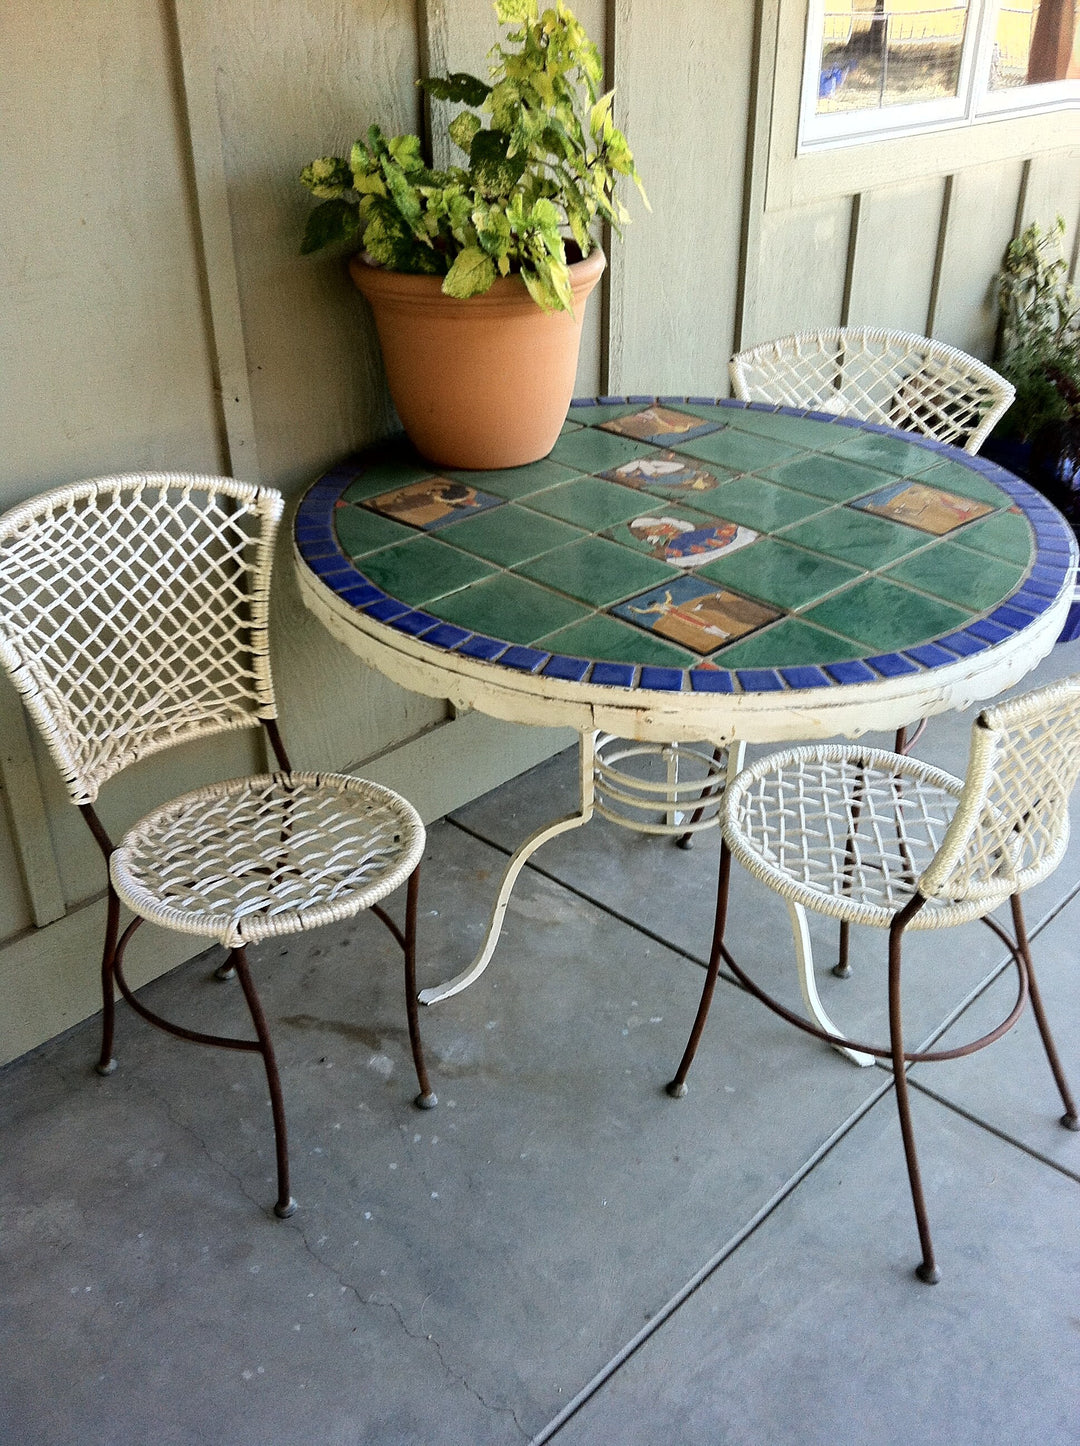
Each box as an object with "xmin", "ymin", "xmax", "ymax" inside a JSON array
[
  {"xmin": 816, "ymin": 3, "xmax": 971, "ymax": 114},
  {"xmin": 990, "ymin": 2, "xmax": 1080, "ymax": 90}
]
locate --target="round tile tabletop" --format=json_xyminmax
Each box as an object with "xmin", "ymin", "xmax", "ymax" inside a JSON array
[{"xmin": 294, "ymin": 398, "xmax": 1077, "ymax": 744}]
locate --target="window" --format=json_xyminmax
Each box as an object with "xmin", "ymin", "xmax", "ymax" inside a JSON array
[{"xmin": 801, "ymin": 1, "xmax": 1080, "ymax": 148}]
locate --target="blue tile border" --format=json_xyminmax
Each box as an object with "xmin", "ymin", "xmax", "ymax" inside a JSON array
[
  {"xmin": 296, "ymin": 401, "xmax": 1076, "ymax": 697},
  {"xmin": 590, "ymin": 661, "xmax": 636, "ymax": 688},
  {"xmin": 543, "ymin": 654, "xmax": 591, "ymax": 683}
]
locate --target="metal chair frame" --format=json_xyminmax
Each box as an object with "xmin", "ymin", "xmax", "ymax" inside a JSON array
[
  {"xmin": 0, "ymin": 474, "xmax": 434, "ymax": 1218},
  {"xmin": 667, "ymin": 677, "xmax": 1080, "ymax": 1282}
]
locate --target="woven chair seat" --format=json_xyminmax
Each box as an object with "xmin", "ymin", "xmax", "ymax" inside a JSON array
[
  {"xmin": 110, "ymin": 772, "xmax": 425, "ymax": 949},
  {"xmin": 722, "ymin": 744, "xmax": 1013, "ymax": 931}
]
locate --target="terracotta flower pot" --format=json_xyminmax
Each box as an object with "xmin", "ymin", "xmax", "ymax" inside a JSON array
[{"xmin": 350, "ymin": 248, "xmax": 606, "ymax": 470}]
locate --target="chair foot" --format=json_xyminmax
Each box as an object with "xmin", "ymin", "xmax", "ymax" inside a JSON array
[
  {"xmin": 1061, "ymin": 1111, "xmax": 1080, "ymax": 1132},
  {"xmin": 915, "ymin": 1260, "xmax": 941, "ymax": 1285},
  {"xmin": 95, "ymin": 1057, "xmax": 117, "ymax": 1076},
  {"xmin": 213, "ymin": 961, "xmax": 236, "ymax": 982},
  {"xmin": 832, "ymin": 962, "xmax": 852, "ymax": 979},
  {"xmin": 665, "ymin": 1079, "xmax": 688, "ymax": 1099},
  {"xmin": 274, "ymin": 1196, "xmax": 298, "ymax": 1219},
  {"xmin": 414, "ymin": 1090, "xmax": 438, "ymax": 1110}
]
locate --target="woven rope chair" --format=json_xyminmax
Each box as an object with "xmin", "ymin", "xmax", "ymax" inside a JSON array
[
  {"xmin": 0, "ymin": 473, "xmax": 435, "ymax": 1218},
  {"xmin": 729, "ymin": 326, "xmax": 1015, "ymax": 454},
  {"xmin": 666, "ymin": 675, "xmax": 1080, "ymax": 1283}
]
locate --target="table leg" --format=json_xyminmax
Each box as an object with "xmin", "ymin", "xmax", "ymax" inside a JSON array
[
  {"xmin": 418, "ymin": 731, "xmax": 597, "ymax": 1005},
  {"xmin": 785, "ymin": 898, "xmax": 874, "ymax": 1067}
]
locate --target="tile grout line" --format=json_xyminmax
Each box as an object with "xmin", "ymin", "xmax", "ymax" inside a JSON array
[
  {"xmin": 528, "ymin": 1074, "xmax": 898, "ymax": 1445},
  {"xmin": 906, "ymin": 1077, "xmax": 1080, "ymax": 1184}
]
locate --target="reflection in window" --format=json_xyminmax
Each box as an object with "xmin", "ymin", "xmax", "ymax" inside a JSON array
[
  {"xmin": 816, "ymin": 2, "xmax": 971, "ymax": 114},
  {"xmin": 991, "ymin": 2, "xmax": 1080, "ymax": 90}
]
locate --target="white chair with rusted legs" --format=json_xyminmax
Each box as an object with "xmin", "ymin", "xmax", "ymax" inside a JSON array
[
  {"xmin": 0, "ymin": 474, "xmax": 435, "ymax": 1218},
  {"xmin": 667, "ymin": 675, "xmax": 1080, "ymax": 1282},
  {"xmin": 729, "ymin": 326, "xmax": 1015, "ymax": 454}
]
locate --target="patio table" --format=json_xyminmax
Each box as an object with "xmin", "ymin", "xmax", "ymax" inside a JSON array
[{"xmin": 294, "ymin": 396, "xmax": 1077, "ymax": 1016}]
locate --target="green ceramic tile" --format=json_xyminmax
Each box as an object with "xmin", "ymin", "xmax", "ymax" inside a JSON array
[
  {"xmin": 548, "ymin": 427, "xmax": 660, "ymax": 473},
  {"xmin": 523, "ymin": 476, "xmax": 653, "ymax": 529},
  {"xmin": 820, "ymin": 428, "xmax": 942, "ymax": 475},
  {"xmin": 801, "ymin": 575, "xmax": 971, "ymax": 652},
  {"xmin": 672, "ymin": 428, "xmax": 803, "ymax": 473},
  {"xmin": 341, "ymin": 458, "xmax": 439, "ymax": 503},
  {"xmin": 723, "ymin": 409, "xmax": 849, "ymax": 448},
  {"xmin": 953, "ymin": 506, "xmax": 1035, "ymax": 566},
  {"xmin": 883, "ymin": 540, "xmax": 1025, "ymax": 610},
  {"xmin": 759, "ymin": 454, "xmax": 895, "ymax": 502},
  {"xmin": 560, "ymin": 419, "xmax": 584, "ymax": 433},
  {"xmin": 333, "ymin": 504, "xmax": 416, "ymax": 557},
  {"xmin": 539, "ymin": 613, "xmax": 694, "ymax": 667},
  {"xmin": 440, "ymin": 504, "xmax": 585, "ymax": 566},
  {"xmin": 440, "ymin": 458, "xmax": 582, "ymax": 499},
  {"xmin": 427, "ymin": 572, "xmax": 590, "ymax": 644},
  {"xmin": 354, "ymin": 536, "xmax": 496, "ymax": 606},
  {"xmin": 780, "ymin": 506, "xmax": 931, "ymax": 568},
  {"xmin": 713, "ymin": 617, "xmax": 865, "ymax": 668},
  {"xmin": 698, "ymin": 538, "xmax": 861, "ymax": 609},
  {"xmin": 914, "ymin": 459, "xmax": 1011, "ymax": 508},
  {"xmin": 516, "ymin": 536, "xmax": 681, "ymax": 607},
  {"xmin": 689, "ymin": 477, "xmax": 830, "ymax": 531}
]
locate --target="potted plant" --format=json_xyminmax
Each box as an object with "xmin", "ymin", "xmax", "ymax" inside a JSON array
[
  {"xmin": 988, "ymin": 217, "xmax": 1080, "ymax": 520},
  {"xmin": 300, "ymin": 0, "xmax": 646, "ymax": 469}
]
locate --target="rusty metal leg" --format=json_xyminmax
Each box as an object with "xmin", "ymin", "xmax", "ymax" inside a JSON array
[
  {"xmin": 1012, "ymin": 895, "xmax": 1079, "ymax": 1130},
  {"xmin": 404, "ymin": 868, "xmax": 437, "ymax": 1110},
  {"xmin": 834, "ymin": 921, "xmax": 852, "ymax": 980},
  {"xmin": 667, "ymin": 840, "xmax": 732, "ymax": 1098},
  {"xmin": 888, "ymin": 902, "xmax": 939, "ymax": 1283},
  {"xmin": 833, "ymin": 762, "xmax": 865, "ymax": 979},
  {"xmin": 675, "ymin": 745, "xmax": 726, "ymax": 850},
  {"xmin": 231, "ymin": 945, "xmax": 296, "ymax": 1219},
  {"xmin": 95, "ymin": 885, "xmax": 122, "ymax": 1076}
]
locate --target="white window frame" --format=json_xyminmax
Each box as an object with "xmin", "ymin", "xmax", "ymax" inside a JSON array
[{"xmin": 799, "ymin": 0, "xmax": 1080, "ymax": 152}]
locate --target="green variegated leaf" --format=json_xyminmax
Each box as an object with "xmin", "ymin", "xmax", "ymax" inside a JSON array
[
  {"xmin": 419, "ymin": 72, "xmax": 492, "ymax": 106},
  {"xmin": 387, "ymin": 133, "xmax": 425, "ymax": 171},
  {"xmin": 448, "ymin": 112, "xmax": 482, "ymax": 155},
  {"xmin": 495, "ymin": 0, "xmax": 535, "ymax": 24},
  {"xmin": 474, "ymin": 205, "xmax": 512, "ymax": 258},
  {"xmin": 469, "ymin": 129, "xmax": 528, "ymax": 197},
  {"xmin": 381, "ymin": 160, "xmax": 423, "ymax": 227},
  {"xmin": 299, "ymin": 156, "xmax": 353, "ymax": 199},
  {"xmin": 521, "ymin": 266, "xmax": 559, "ymax": 313},
  {"xmin": 443, "ymin": 246, "xmax": 497, "ymax": 298},
  {"xmin": 299, "ymin": 198, "xmax": 360, "ymax": 254}
]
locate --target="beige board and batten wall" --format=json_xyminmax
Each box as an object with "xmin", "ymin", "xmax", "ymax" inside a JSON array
[{"xmin": 1, "ymin": 0, "xmax": 1077, "ymax": 1062}]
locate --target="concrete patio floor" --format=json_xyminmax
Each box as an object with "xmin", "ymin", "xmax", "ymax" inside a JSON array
[{"xmin": 3, "ymin": 644, "xmax": 1079, "ymax": 1445}]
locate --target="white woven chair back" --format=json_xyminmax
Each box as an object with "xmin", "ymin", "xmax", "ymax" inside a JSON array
[
  {"xmin": 0, "ymin": 474, "xmax": 284, "ymax": 805},
  {"xmin": 729, "ymin": 327, "xmax": 1014, "ymax": 454},
  {"xmin": 920, "ymin": 676, "xmax": 1080, "ymax": 905}
]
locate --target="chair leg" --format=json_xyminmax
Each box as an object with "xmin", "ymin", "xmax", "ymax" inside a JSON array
[
  {"xmin": 1011, "ymin": 895, "xmax": 1079, "ymax": 1130},
  {"xmin": 231, "ymin": 945, "xmax": 297, "ymax": 1219},
  {"xmin": 95, "ymin": 885, "xmax": 121, "ymax": 1076},
  {"xmin": 888, "ymin": 910, "xmax": 939, "ymax": 1283},
  {"xmin": 667, "ymin": 840, "xmax": 732, "ymax": 1097},
  {"xmin": 404, "ymin": 867, "xmax": 437, "ymax": 1110}
]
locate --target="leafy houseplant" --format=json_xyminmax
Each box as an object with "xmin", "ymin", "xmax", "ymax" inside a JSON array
[
  {"xmin": 992, "ymin": 217, "xmax": 1080, "ymax": 514},
  {"xmin": 299, "ymin": 0, "xmax": 646, "ymax": 468}
]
